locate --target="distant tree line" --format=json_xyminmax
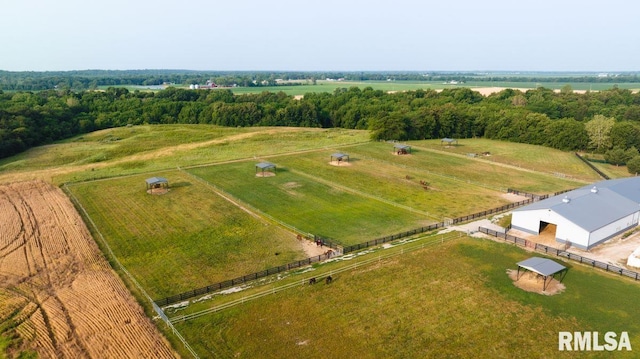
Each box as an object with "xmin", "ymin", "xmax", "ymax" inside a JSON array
[
  {"xmin": 2, "ymin": 85, "xmax": 640, "ymax": 173},
  {"xmin": 2, "ymin": 70, "xmax": 640, "ymax": 91}
]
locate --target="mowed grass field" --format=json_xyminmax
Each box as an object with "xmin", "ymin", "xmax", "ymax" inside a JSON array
[
  {"xmin": 188, "ymin": 162, "xmax": 429, "ymax": 245},
  {"xmin": 40, "ymin": 128, "xmax": 623, "ymax": 298},
  {"xmin": 411, "ymin": 138, "xmax": 603, "ymax": 183},
  {"xmin": 173, "ymin": 237, "xmax": 640, "ymax": 358},
  {"xmin": 0, "ymin": 125, "xmax": 369, "ymax": 184},
  {"xmin": 66, "ymin": 170, "xmax": 306, "ymax": 299}
]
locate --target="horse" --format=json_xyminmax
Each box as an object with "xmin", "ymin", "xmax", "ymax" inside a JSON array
[
  {"xmin": 325, "ymin": 276, "xmax": 333, "ymax": 284},
  {"xmin": 325, "ymin": 249, "xmax": 334, "ymax": 258},
  {"xmin": 309, "ymin": 278, "xmax": 317, "ymax": 285}
]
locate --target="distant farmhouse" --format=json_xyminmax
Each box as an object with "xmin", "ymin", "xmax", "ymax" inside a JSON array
[
  {"xmin": 511, "ymin": 177, "xmax": 640, "ymax": 250},
  {"xmin": 189, "ymin": 80, "xmax": 217, "ymax": 90}
]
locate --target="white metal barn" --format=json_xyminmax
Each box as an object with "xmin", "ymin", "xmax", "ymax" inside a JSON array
[{"xmin": 511, "ymin": 177, "xmax": 640, "ymax": 250}]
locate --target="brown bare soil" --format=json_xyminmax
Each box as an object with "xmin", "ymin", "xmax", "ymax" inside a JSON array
[
  {"xmin": 255, "ymin": 172, "xmax": 276, "ymax": 177},
  {"xmin": 506, "ymin": 269, "xmax": 565, "ymax": 295},
  {"xmin": 0, "ymin": 181, "xmax": 177, "ymax": 358},
  {"xmin": 147, "ymin": 188, "xmax": 170, "ymax": 195},
  {"xmin": 328, "ymin": 160, "xmax": 353, "ymax": 167}
]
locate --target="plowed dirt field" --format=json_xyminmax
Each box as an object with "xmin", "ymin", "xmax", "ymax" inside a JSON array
[{"xmin": 0, "ymin": 181, "xmax": 177, "ymax": 358}]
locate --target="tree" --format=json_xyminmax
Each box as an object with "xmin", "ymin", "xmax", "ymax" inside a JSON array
[
  {"xmin": 369, "ymin": 113, "xmax": 409, "ymax": 141},
  {"xmin": 543, "ymin": 118, "xmax": 588, "ymax": 151},
  {"xmin": 560, "ymin": 84, "xmax": 573, "ymax": 95},
  {"xmin": 627, "ymin": 156, "xmax": 640, "ymax": 175},
  {"xmin": 605, "ymin": 147, "xmax": 630, "ymax": 166},
  {"xmin": 584, "ymin": 114, "xmax": 615, "ymax": 151},
  {"xmin": 610, "ymin": 121, "xmax": 640, "ymax": 150}
]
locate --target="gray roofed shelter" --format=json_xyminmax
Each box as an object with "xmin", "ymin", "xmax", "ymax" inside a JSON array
[
  {"xmin": 145, "ymin": 177, "xmax": 169, "ymax": 190},
  {"xmin": 255, "ymin": 162, "xmax": 276, "ymax": 176},
  {"xmin": 516, "ymin": 257, "xmax": 567, "ymax": 291},
  {"xmin": 393, "ymin": 144, "xmax": 411, "ymax": 154},
  {"xmin": 441, "ymin": 138, "xmax": 458, "ymax": 146},
  {"xmin": 331, "ymin": 153, "xmax": 350, "ymax": 163}
]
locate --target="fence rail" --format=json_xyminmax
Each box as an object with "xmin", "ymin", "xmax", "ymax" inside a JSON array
[
  {"xmin": 169, "ymin": 231, "xmax": 463, "ymax": 323},
  {"xmin": 341, "ymin": 223, "xmax": 446, "ymax": 254},
  {"xmin": 575, "ymin": 152, "xmax": 610, "ymax": 180},
  {"xmin": 156, "ymin": 188, "xmax": 542, "ymax": 307},
  {"xmin": 478, "ymin": 227, "xmax": 640, "ymax": 281},
  {"xmin": 154, "ymin": 251, "xmax": 337, "ymax": 306}
]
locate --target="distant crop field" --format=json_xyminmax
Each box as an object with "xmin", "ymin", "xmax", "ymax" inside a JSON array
[
  {"xmin": 227, "ymin": 80, "xmax": 640, "ymax": 96},
  {"xmin": 172, "ymin": 237, "xmax": 640, "ymax": 358}
]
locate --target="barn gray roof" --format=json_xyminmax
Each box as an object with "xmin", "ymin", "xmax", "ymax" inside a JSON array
[
  {"xmin": 513, "ymin": 177, "xmax": 640, "ymax": 232},
  {"xmin": 145, "ymin": 177, "xmax": 168, "ymax": 185},
  {"xmin": 517, "ymin": 257, "xmax": 566, "ymax": 277}
]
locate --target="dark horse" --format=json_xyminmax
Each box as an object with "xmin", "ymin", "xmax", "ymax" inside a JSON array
[
  {"xmin": 325, "ymin": 276, "xmax": 333, "ymax": 284},
  {"xmin": 309, "ymin": 277, "xmax": 317, "ymax": 285}
]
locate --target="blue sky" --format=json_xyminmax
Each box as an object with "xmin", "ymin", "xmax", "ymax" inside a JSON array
[{"xmin": 1, "ymin": 0, "xmax": 638, "ymax": 72}]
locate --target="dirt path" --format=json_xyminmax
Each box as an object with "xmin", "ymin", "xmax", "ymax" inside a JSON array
[{"xmin": 0, "ymin": 181, "xmax": 177, "ymax": 358}]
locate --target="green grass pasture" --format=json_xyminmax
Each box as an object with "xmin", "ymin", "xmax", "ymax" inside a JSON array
[
  {"xmin": 349, "ymin": 142, "xmax": 585, "ymax": 194},
  {"xmin": 409, "ymin": 138, "xmax": 603, "ymax": 183},
  {"xmin": 187, "ymin": 161, "xmax": 430, "ymax": 245},
  {"xmin": 0, "ymin": 126, "xmax": 369, "ymax": 184},
  {"xmin": 273, "ymin": 147, "xmax": 515, "ymax": 218},
  {"xmin": 67, "ymin": 170, "xmax": 307, "ymax": 299},
  {"xmin": 173, "ymin": 237, "xmax": 640, "ymax": 358},
  {"xmin": 590, "ymin": 161, "xmax": 634, "ymax": 179}
]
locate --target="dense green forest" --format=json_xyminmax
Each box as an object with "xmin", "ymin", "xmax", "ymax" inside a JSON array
[{"xmin": 2, "ymin": 85, "xmax": 640, "ymax": 171}]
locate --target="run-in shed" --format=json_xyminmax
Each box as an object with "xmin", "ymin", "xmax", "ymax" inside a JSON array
[
  {"xmin": 145, "ymin": 177, "xmax": 169, "ymax": 191},
  {"xmin": 255, "ymin": 162, "xmax": 276, "ymax": 176},
  {"xmin": 516, "ymin": 257, "xmax": 567, "ymax": 291},
  {"xmin": 441, "ymin": 138, "xmax": 458, "ymax": 146},
  {"xmin": 393, "ymin": 144, "xmax": 411, "ymax": 154},
  {"xmin": 330, "ymin": 153, "xmax": 350, "ymax": 163}
]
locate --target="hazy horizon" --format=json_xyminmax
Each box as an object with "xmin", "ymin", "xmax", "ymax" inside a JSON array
[{"xmin": 2, "ymin": 0, "xmax": 639, "ymax": 72}]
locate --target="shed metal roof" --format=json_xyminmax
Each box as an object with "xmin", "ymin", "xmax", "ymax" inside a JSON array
[
  {"xmin": 517, "ymin": 257, "xmax": 566, "ymax": 276},
  {"xmin": 145, "ymin": 177, "xmax": 168, "ymax": 185},
  {"xmin": 393, "ymin": 144, "xmax": 411, "ymax": 149},
  {"xmin": 331, "ymin": 153, "xmax": 348, "ymax": 158},
  {"xmin": 255, "ymin": 162, "xmax": 276, "ymax": 169}
]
